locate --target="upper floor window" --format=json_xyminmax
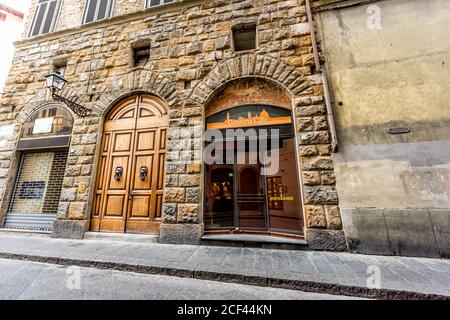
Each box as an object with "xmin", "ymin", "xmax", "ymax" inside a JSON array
[
  {"xmin": 29, "ymin": 0, "xmax": 62, "ymax": 37},
  {"xmin": 145, "ymin": 0, "xmax": 176, "ymax": 8},
  {"xmin": 83, "ymin": 0, "xmax": 115, "ymax": 24}
]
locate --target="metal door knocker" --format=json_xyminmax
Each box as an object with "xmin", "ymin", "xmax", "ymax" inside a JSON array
[
  {"xmin": 139, "ymin": 166, "xmax": 148, "ymax": 181},
  {"xmin": 114, "ymin": 166, "xmax": 123, "ymax": 181}
]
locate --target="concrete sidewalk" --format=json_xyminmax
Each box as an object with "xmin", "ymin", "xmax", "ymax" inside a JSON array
[{"xmin": 0, "ymin": 232, "xmax": 449, "ymax": 299}]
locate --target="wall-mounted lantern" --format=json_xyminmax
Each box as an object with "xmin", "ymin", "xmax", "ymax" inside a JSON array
[{"xmin": 44, "ymin": 72, "xmax": 90, "ymax": 117}]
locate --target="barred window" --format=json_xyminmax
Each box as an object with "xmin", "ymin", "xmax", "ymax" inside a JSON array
[
  {"xmin": 145, "ymin": 0, "xmax": 176, "ymax": 8},
  {"xmin": 83, "ymin": 0, "xmax": 115, "ymax": 24},
  {"xmin": 29, "ymin": 0, "xmax": 62, "ymax": 37},
  {"xmin": 232, "ymin": 24, "xmax": 257, "ymax": 52}
]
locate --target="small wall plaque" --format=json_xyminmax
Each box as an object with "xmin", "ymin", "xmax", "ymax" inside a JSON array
[{"xmin": 32, "ymin": 117, "xmax": 53, "ymax": 134}]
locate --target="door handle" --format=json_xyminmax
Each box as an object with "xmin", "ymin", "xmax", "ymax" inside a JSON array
[
  {"xmin": 139, "ymin": 165, "xmax": 148, "ymax": 181},
  {"xmin": 114, "ymin": 166, "xmax": 123, "ymax": 181},
  {"xmin": 128, "ymin": 194, "xmax": 132, "ymax": 200}
]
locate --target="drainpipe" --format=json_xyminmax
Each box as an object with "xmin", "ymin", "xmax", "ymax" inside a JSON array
[{"xmin": 305, "ymin": 0, "xmax": 339, "ymax": 153}]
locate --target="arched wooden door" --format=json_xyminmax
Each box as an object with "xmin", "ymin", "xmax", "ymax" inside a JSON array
[{"xmin": 91, "ymin": 94, "xmax": 168, "ymax": 234}]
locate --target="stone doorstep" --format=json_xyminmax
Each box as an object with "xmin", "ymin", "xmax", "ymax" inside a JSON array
[
  {"xmin": 83, "ymin": 231, "xmax": 159, "ymax": 244},
  {"xmin": 0, "ymin": 251, "xmax": 447, "ymax": 300},
  {"xmin": 201, "ymin": 234, "xmax": 309, "ymax": 250}
]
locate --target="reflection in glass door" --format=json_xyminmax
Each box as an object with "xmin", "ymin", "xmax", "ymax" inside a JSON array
[
  {"xmin": 265, "ymin": 137, "xmax": 303, "ymax": 232},
  {"xmin": 236, "ymin": 162, "xmax": 267, "ymax": 230},
  {"xmin": 205, "ymin": 165, "xmax": 234, "ymax": 228}
]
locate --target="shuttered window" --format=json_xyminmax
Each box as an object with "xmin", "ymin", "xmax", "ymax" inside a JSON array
[
  {"xmin": 29, "ymin": 0, "xmax": 61, "ymax": 37},
  {"xmin": 83, "ymin": 0, "xmax": 115, "ymax": 24},
  {"xmin": 145, "ymin": 0, "xmax": 176, "ymax": 8}
]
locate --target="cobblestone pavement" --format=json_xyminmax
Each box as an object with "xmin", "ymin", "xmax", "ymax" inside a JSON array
[
  {"xmin": 0, "ymin": 233, "xmax": 449, "ymax": 298},
  {"xmin": 0, "ymin": 258, "xmax": 356, "ymax": 300}
]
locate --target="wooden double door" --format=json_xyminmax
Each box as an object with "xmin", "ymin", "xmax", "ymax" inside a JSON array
[{"xmin": 91, "ymin": 95, "xmax": 168, "ymax": 234}]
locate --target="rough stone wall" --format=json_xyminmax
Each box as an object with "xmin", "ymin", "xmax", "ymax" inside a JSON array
[
  {"xmin": 0, "ymin": 0, "xmax": 344, "ymax": 249},
  {"xmin": 316, "ymin": 0, "xmax": 450, "ymax": 258}
]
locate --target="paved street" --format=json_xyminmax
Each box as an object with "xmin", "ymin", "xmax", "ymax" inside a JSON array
[
  {"xmin": 0, "ymin": 233, "xmax": 449, "ymax": 299},
  {"xmin": 0, "ymin": 258, "xmax": 355, "ymax": 300}
]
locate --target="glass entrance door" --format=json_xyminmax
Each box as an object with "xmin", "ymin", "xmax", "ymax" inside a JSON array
[
  {"xmin": 236, "ymin": 156, "xmax": 267, "ymax": 230},
  {"xmin": 205, "ymin": 165, "xmax": 234, "ymax": 228},
  {"xmin": 204, "ymin": 125, "xmax": 304, "ymax": 235}
]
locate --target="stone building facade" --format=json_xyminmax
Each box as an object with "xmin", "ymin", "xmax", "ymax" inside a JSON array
[{"xmin": 0, "ymin": 0, "xmax": 345, "ymax": 250}]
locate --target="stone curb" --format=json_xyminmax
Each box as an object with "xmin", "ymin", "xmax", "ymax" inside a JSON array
[{"xmin": 0, "ymin": 252, "xmax": 448, "ymax": 300}]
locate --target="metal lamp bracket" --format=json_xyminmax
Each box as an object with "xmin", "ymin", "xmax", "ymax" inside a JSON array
[{"xmin": 51, "ymin": 89, "xmax": 91, "ymax": 117}]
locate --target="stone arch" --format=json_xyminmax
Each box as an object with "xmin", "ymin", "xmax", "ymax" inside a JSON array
[
  {"xmin": 187, "ymin": 54, "xmax": 311, "ymax": 107},
  {"xmin": 93, "ymin": 69, "xmax": 180, "ymax": 115},
  {"xmin": 205, "ymin": 78, "xmax": 293, "ymax": 117},
  {"xmin": 16, "ymin": 85, "xmax": 85, "ymax": 125}
]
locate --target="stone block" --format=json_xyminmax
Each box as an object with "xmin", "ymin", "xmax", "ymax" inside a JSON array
[
  {"xmin": 305, "ymin": 205, "xmax": 327, "ymax": 228},
  {"xmin": 159, "ymin": 223, "xmax": 203, "ymax": 245},
  {"xmin": 215, "ymin": 36, "xmax": 231, "ymax": 50},
  {"xmin": 302, "ymin": 171, "xmax": 320, "ymax": 185},
  {"xmin": 304, "ymin": 228, "xmax": 347, "ymax": 251},
  {"xmin": 165, "ymin": 175, "xmax": 179, "ymax": 187},
  {"xmin": 186, "ymin": 187, "xmax": 200, "ymax": 203},
  {"xmin": 164, "ymin": 187, "xmax": 185, "ymax": 203},
  {"xmin": 186, "ymin": 163, "xmax": 201, "ymax": 174},
  {"xmin": 304, "ymin": 185, "xmax": 338, "ymax": 205},
  {"xmin": 298, "ymin": 145, "xmax": 318, "ymax": 157},
  {"xmin": 320, "ymin": 171, "xmax": 336, "ymax": 185},
  {"xmin": 298, "ymin": 132, "xmax": 330, "ymax": 145},
  {"xmin": 52, "ymin": 219, "xmax": 89, "ymax": 239},
  {"xmin": 166, "ymin": 163, "xmax": 186, "ymax": 174},
  {"xmin": 60, "ymin": 187, "xmax": 76, "ymax": 201},
  {"xmin": 302, "ymin": 157, "xmax": 334, "ymax": 171},
  {"xmin": 177, "ymin": 204, "xmax": 199, "ymax": 223},
  {"xmin": 68, "ymin": 202, "xmax": 87, "ymax": 220},
  {"xmin": 186, "ymin": 41, "xmax": 203, "ymax": 55},
  {"xmin": 297, "ymin": 117, "xmax": 314, "ymax": 131},
  {"xmin": 317, "ymin": 144, "xmax": 331, "ymax": 156},
  {"xmin": 179, "ymin": 174, "xmax": 200, "ymax": 187},
  {"xmin": 314, "ymin": 116, "xmax": 328, "ymax": 130},
  {"xmin": 162, "ymin": 203, "xmax": 177, "ymax": 223},
  {"xmin": 325, "ymin": 205, "xmax": 342, "ymax": 230},
  {"xmin": 296, "ymin": 104, "xmax": 326, "ymax": 117}
]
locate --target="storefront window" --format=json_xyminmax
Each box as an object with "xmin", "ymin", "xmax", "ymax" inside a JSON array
[
  {"xmin": 5, "ymin": 105, "xmax": 73, "ymax": 231},
  {"xmin": 204, "ymin": 105, "xmax": 304, "ymax": 234}
]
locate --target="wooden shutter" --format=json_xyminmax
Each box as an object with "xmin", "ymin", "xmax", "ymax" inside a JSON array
[
  {"xmin": 84, "ymin": 0, "xmax": 97, "ymax": 23},
  {"xmin": 97, "ymin": 0, "xmax": 109, "ymax": 20},
  {"xmin": 83, "ymin": 0, "xmax": 114, "ymax": 24},
  {"xmin": 29, "ymin": 0, "xmax": 61, "ymax": 37},
  {"xmin": 42, "ymin": 0, "xmax": 57, "ymax": 34}
]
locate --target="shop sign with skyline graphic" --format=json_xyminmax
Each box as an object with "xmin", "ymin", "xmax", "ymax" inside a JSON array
[{"xmin": 206, "ymin": 105, "xmax": 292, "ymax": 130}]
